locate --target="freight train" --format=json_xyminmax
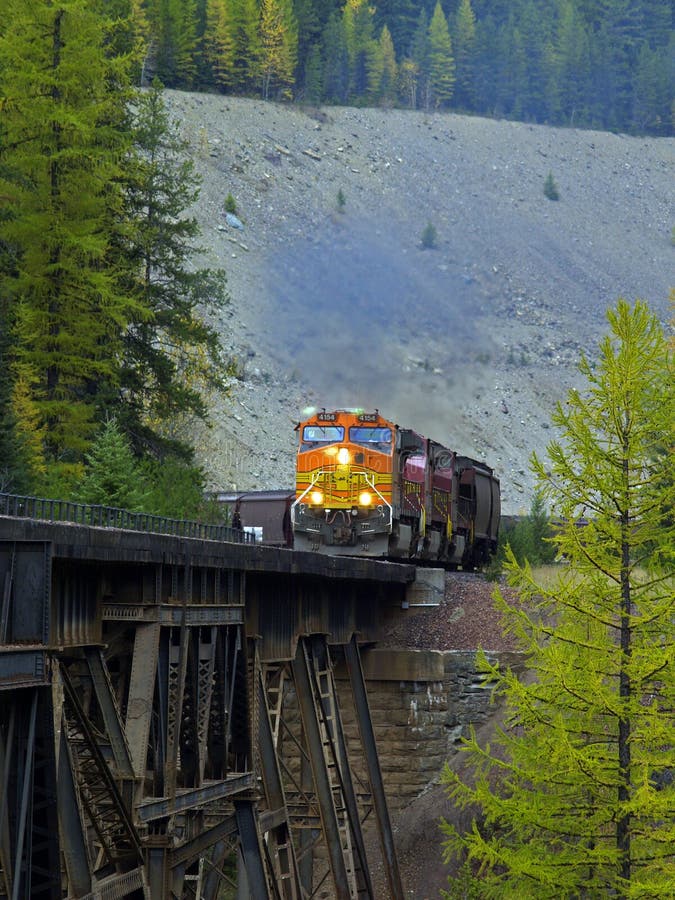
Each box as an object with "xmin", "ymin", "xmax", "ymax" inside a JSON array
[{"xmin": 291, "ymin": 409, "xmax": 500, "ymax": 568}]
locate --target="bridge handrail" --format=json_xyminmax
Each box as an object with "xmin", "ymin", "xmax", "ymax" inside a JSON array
[{"xmin": 0, "ymin": 492, "xmax": 255, "ymax": 544}]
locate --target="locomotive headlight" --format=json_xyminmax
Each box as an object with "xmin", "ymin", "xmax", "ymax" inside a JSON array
[
  {"xmin": 310, "ymin": 490, "xmax": 324, "ymax": 505},
  {"xmin": 359, "ymin": 491, "xmax": 373, "ymax": 506},
  {"xmin": 337, "ymin": 447, "xmax": 350, "ymax": 465}
]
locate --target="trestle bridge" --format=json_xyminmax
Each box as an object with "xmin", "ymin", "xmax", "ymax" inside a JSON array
[{"xmin": 0, "ymin": 495, "xmax": 424, "ymax": 899}]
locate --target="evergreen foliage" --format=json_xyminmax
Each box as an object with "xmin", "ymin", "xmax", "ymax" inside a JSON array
[
  {"xmin": 133, "ymin": 0, "xmax": 673, "ymax": 135},
  {"xmin": 259, "ymin": 0, "xmax": 298, "ymax": 99},
  {"xmin": 302, "ymin": 42, "xmax": 324, "ymax": 102},
  {"xmin": 453, "ymin": 0, "xmax": 477, "ymax": 110},
  {"xmin": 344, "ymin": 0, "xmax": 380, "ymax": 102},
  {"xmin": 336, "ymin": 188, "xmax": 346, "ymax": 212},
  {"xmin": 428, "ymin": 2, "xmax": 455, "ymax": 108},
  {"xmin": 377, "ymin": 24, "xmax": 398, "ymax": 105},
  {"xmin": 76, "ymin": 418, "xmax": 148, "ymax": 510},
  {"xmin": 489, "ymin": 493, "xmax": 557, "ymax": 577},
  {"xmin": 0, "ymin": 0, "xmax": 139, "ymax": 489},
  {"xmin": 117, "ymin": 79, "xmax": 232, "ymax": 457},
  {"xmin": 440, "ymin": 300, "xmax": 675, "ymax": 897},
  {"xmin": 142, "ymin": 455, "xmax": 212, "ymax": 519},
  {"xmin": 421, "ymin": 222, "xmax": 438, "ymax": 249},
  {"xmin": 225, "ymin": 192, "xmax": 238, "ymax": 214},
  {"xmin": 544, "ymin": 170, "xmax": 560, "ymax": 200}
]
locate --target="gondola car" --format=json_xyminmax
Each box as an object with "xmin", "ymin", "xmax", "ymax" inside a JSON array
[{"xmin": 291, "ymin": 409, "xmax": 500, "ymax": 568}]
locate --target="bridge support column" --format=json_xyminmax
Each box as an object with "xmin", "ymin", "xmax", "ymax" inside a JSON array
[{"xmin": 343, "ymin": 635, "xmax": 404, "ymax": 900}]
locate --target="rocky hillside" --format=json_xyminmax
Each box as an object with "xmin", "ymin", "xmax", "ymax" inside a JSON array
[{"xmin": 165, "ymin": 90, "xmax": 674, "ymax": 514}]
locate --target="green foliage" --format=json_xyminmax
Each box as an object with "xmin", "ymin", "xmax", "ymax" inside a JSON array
[
  {"xmin": 203, "ymin": 0, "xmax": 237, "ymax": 90},
  {"xmin": 377, "ymin": 24, "xmax": 398, "ymax": 105},
  {"xmin": 259, "ymin": 0, "xmax": 298, "ymax": 100},
  {"xmin": 453, "ymin": 0, "xmax": 477, "ymax": 110},
  {"xmin": 116, "ymin": 80, "xmax": 231, "ymax": 456},
  {"xmin": 428, "ymin": 1, "xmax": 455, "ymax": 108},
  {"xmin": 76, "ymin": 419, "xmax": 148, "ymax": 510},
  {"xmin": 302, "ymin": 42, "xmax": 323, "ymax": 102},
  {"xmin": 441, "ymin": 300, "xmax": 675, "ymax": 896},
  {"xmin": 0, "ymin": 311, "xmax": 32, "ymax": 494},
  {"xmin": 343, "ymin": 0, "xmax": 380, "ymax": 102},
  {"xmin": 136, "ymin": 0, "xmax": 673, "ymax": 135},
  {"xmin": 0, "ymin": 0, "xmax": 137, "ymax": 484},
  {"xmin": 486, "ymin": 492, "xmax": 557, "ymax": 578},
  {"xmin": 543, "ymin": 170, "xmax": 560, "ymax": 200},
  {"xmin": 441, "ymin": 859, "xmax": 482, "ymax": 900},
  {"xmin": 421, "ymin": 222, "xmax": 438, "ymax": 249},
  {"xmin": 336, "ymin": 188, "xmax": 346, "ymax": 212},
  {"xmin": 224, "ymin": 192, "xmax": 238, "ymax": 214},
  {"xmin": 142, "ymin": 455, "xmax": 212, "ymax": 520}
]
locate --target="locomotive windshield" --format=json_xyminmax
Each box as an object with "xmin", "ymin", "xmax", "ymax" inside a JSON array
[
  {"xmin": 301, "ymin": 425, "xmax": 344, "ymax": 451},
  {"xmin": 349, "ymin": 426, "xmax": 393, "ymax": 453}
]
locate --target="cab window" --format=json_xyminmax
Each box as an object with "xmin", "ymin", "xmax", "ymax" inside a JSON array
[
  {"xmin": 301, "ymin": 425, "xmax": 344, "ymax": 451},
  {"xmin": 348, "ymin": 426, "xmax": 393, "ymax": 453}
]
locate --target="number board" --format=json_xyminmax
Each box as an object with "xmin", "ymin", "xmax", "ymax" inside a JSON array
[
  {"xmin": 317, "ymin": 412, "xmax": 337, "ymax": 422},
  {"xmin": 358, "ymin": 413, "xmax": 379, "ymax": 423}
]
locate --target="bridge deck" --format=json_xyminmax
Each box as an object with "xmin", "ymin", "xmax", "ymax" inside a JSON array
[{"xmin": 0, "ymin": 513, "xmax": 414, "ymax": 899}]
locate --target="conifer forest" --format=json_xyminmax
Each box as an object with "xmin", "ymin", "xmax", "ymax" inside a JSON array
[{"xmin": 148, "ymin": 0, "xmax": 674, "ymax": 135}]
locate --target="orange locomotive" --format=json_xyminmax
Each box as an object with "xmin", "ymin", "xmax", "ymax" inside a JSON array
[{"xmin": 291, "ymin": 409, "xmax": 500, "ymax": 568}]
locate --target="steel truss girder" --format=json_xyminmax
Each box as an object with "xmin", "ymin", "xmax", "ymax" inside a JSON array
[
  {"xmin": 257, "ymin": 636, "xmax": 373, "ymax": 900},
  {"xmin": 343, "ymin": 636, "xmax": 404, "ymax": 900},
  {"xmin": 59, "ymin": 661, "xmax": 142, "ymax": 869},
  {"xmin": 0, "ymin": 688, "xmax": 61, "ymax": 900}
]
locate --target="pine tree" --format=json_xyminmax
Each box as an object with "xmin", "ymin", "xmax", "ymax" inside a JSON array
[
  {"xmin": 0, "ymin": 0, "xmax": 139, "ymax": 487},
  {"xmin": 230, "ymin": 0, "xmax": 262, "ymax": 92},
  {"xmin": 374, "ymin": 0, "xmax": 418, "ymax": 59},
  {"xmin": 322, "ymin": 11, "xmax": 349, "ymax": 103},
  {"xmin": 292, "ymin": 0, "xmax": 322, "ymax": 96},
  {"xmin": 409, "ymin": 8, "xmax": 430, "ymax": 109},
  {"xmin": 343, "ymin": 0, "xmax": 379, "ymax": 101},
  {"xmin": 117, "ymin": 81, "xmax": 231, "ymax": 456},
  {"xmin": 0, "ymin": 296, "xmax": 33, "ymax": 493},
  {"xmin": 631, "ymin": 40, "xmax": 672, "ymax": 134},
  {"xmin": 302, "ymin": 42, "xmax": 323, "ymax": 103},
  {"xmin": 378, "ymin": 24, "xmax": 398, "ymax": 105},
  {"xmin": 149, "ymin": 0, "xmax": 199, "ymax": 87},
  {"xmin": 453, "ymin": 0, "xmax": 477, "ymax": 110},
  {"xmin": 76, "ymin": 418, "xmax": 148, "ymax": 510},
  {"xmin": 259, "ymin": 0, "xmax": 298, "ymax": 99},
  {"xmin": 428, "ymin": 1, "xmax": 455, "ymax": 109},
  {"xmin": 441, "ymin": 300, "xmax": 675, "ymax": 896},
  {"xmin": 204, "ymin": 0, "xmax": 237, "ymax": 90}
]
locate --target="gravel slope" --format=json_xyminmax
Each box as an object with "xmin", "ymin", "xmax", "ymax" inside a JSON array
[{"xmin": 163, "ymin": 90, "xmax": 674, "ymax": 513}]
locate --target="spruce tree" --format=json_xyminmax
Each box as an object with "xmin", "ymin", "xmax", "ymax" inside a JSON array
[
  {"xmin": 428, "ymin": 1, "xmax": 455, "ymax": 108},
  {"xmin": 0, "ymin": 295, "xmax": 32, "ymax": 493},
  {"xmin": 453, "ymin": 0, "xmax": 477, "ymax": 110},
  {"xmin": 230, "ymin": 0, "xmax": 262, "ymax": 92},
  {"xmin": 302, "ymin": 42, "xmax": 323, "ymax": 103},
  {"xmin": 259, "ymin": 0, "xmax": 298, "ymax": 100},
  {"xmin": 409, "ymin": 8, "xmax": 430, "ymax": 108},
  {"xmin": 343, "ymin": 0, "xmax": 379, "ymax": 101},
  {"xmin": 117, "ymin": 80, "xmax": 231, "ymax": 457},
  {"xmin": 0, "ymin": 0, "xmax": 138, "ymax": 488},
  {"xmin": 378, "ymin": 24, "xmax": 398, "ymax": 105},
  {"xmin": 149, "ymin": 0, "xmax": 199, "ymax": 87},
  {"xmin": 76, "ymin": 418, "xmax": 148, "ymax": 510},
  {"xmin": 322, "ymin": 11, "xmax": 349, "ymax": 103},
  {"xmin": 441, "ymin": 300, "xmax": 675, "ymax": 897},
  {"xmin": 204, "ymin": 0, "xmax": 237, "ymax": 90}
]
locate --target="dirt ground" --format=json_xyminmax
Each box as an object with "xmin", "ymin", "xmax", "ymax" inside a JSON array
[{"xmin": 162, "ymin": 89, "xmax": 673, "ymax": 517}]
